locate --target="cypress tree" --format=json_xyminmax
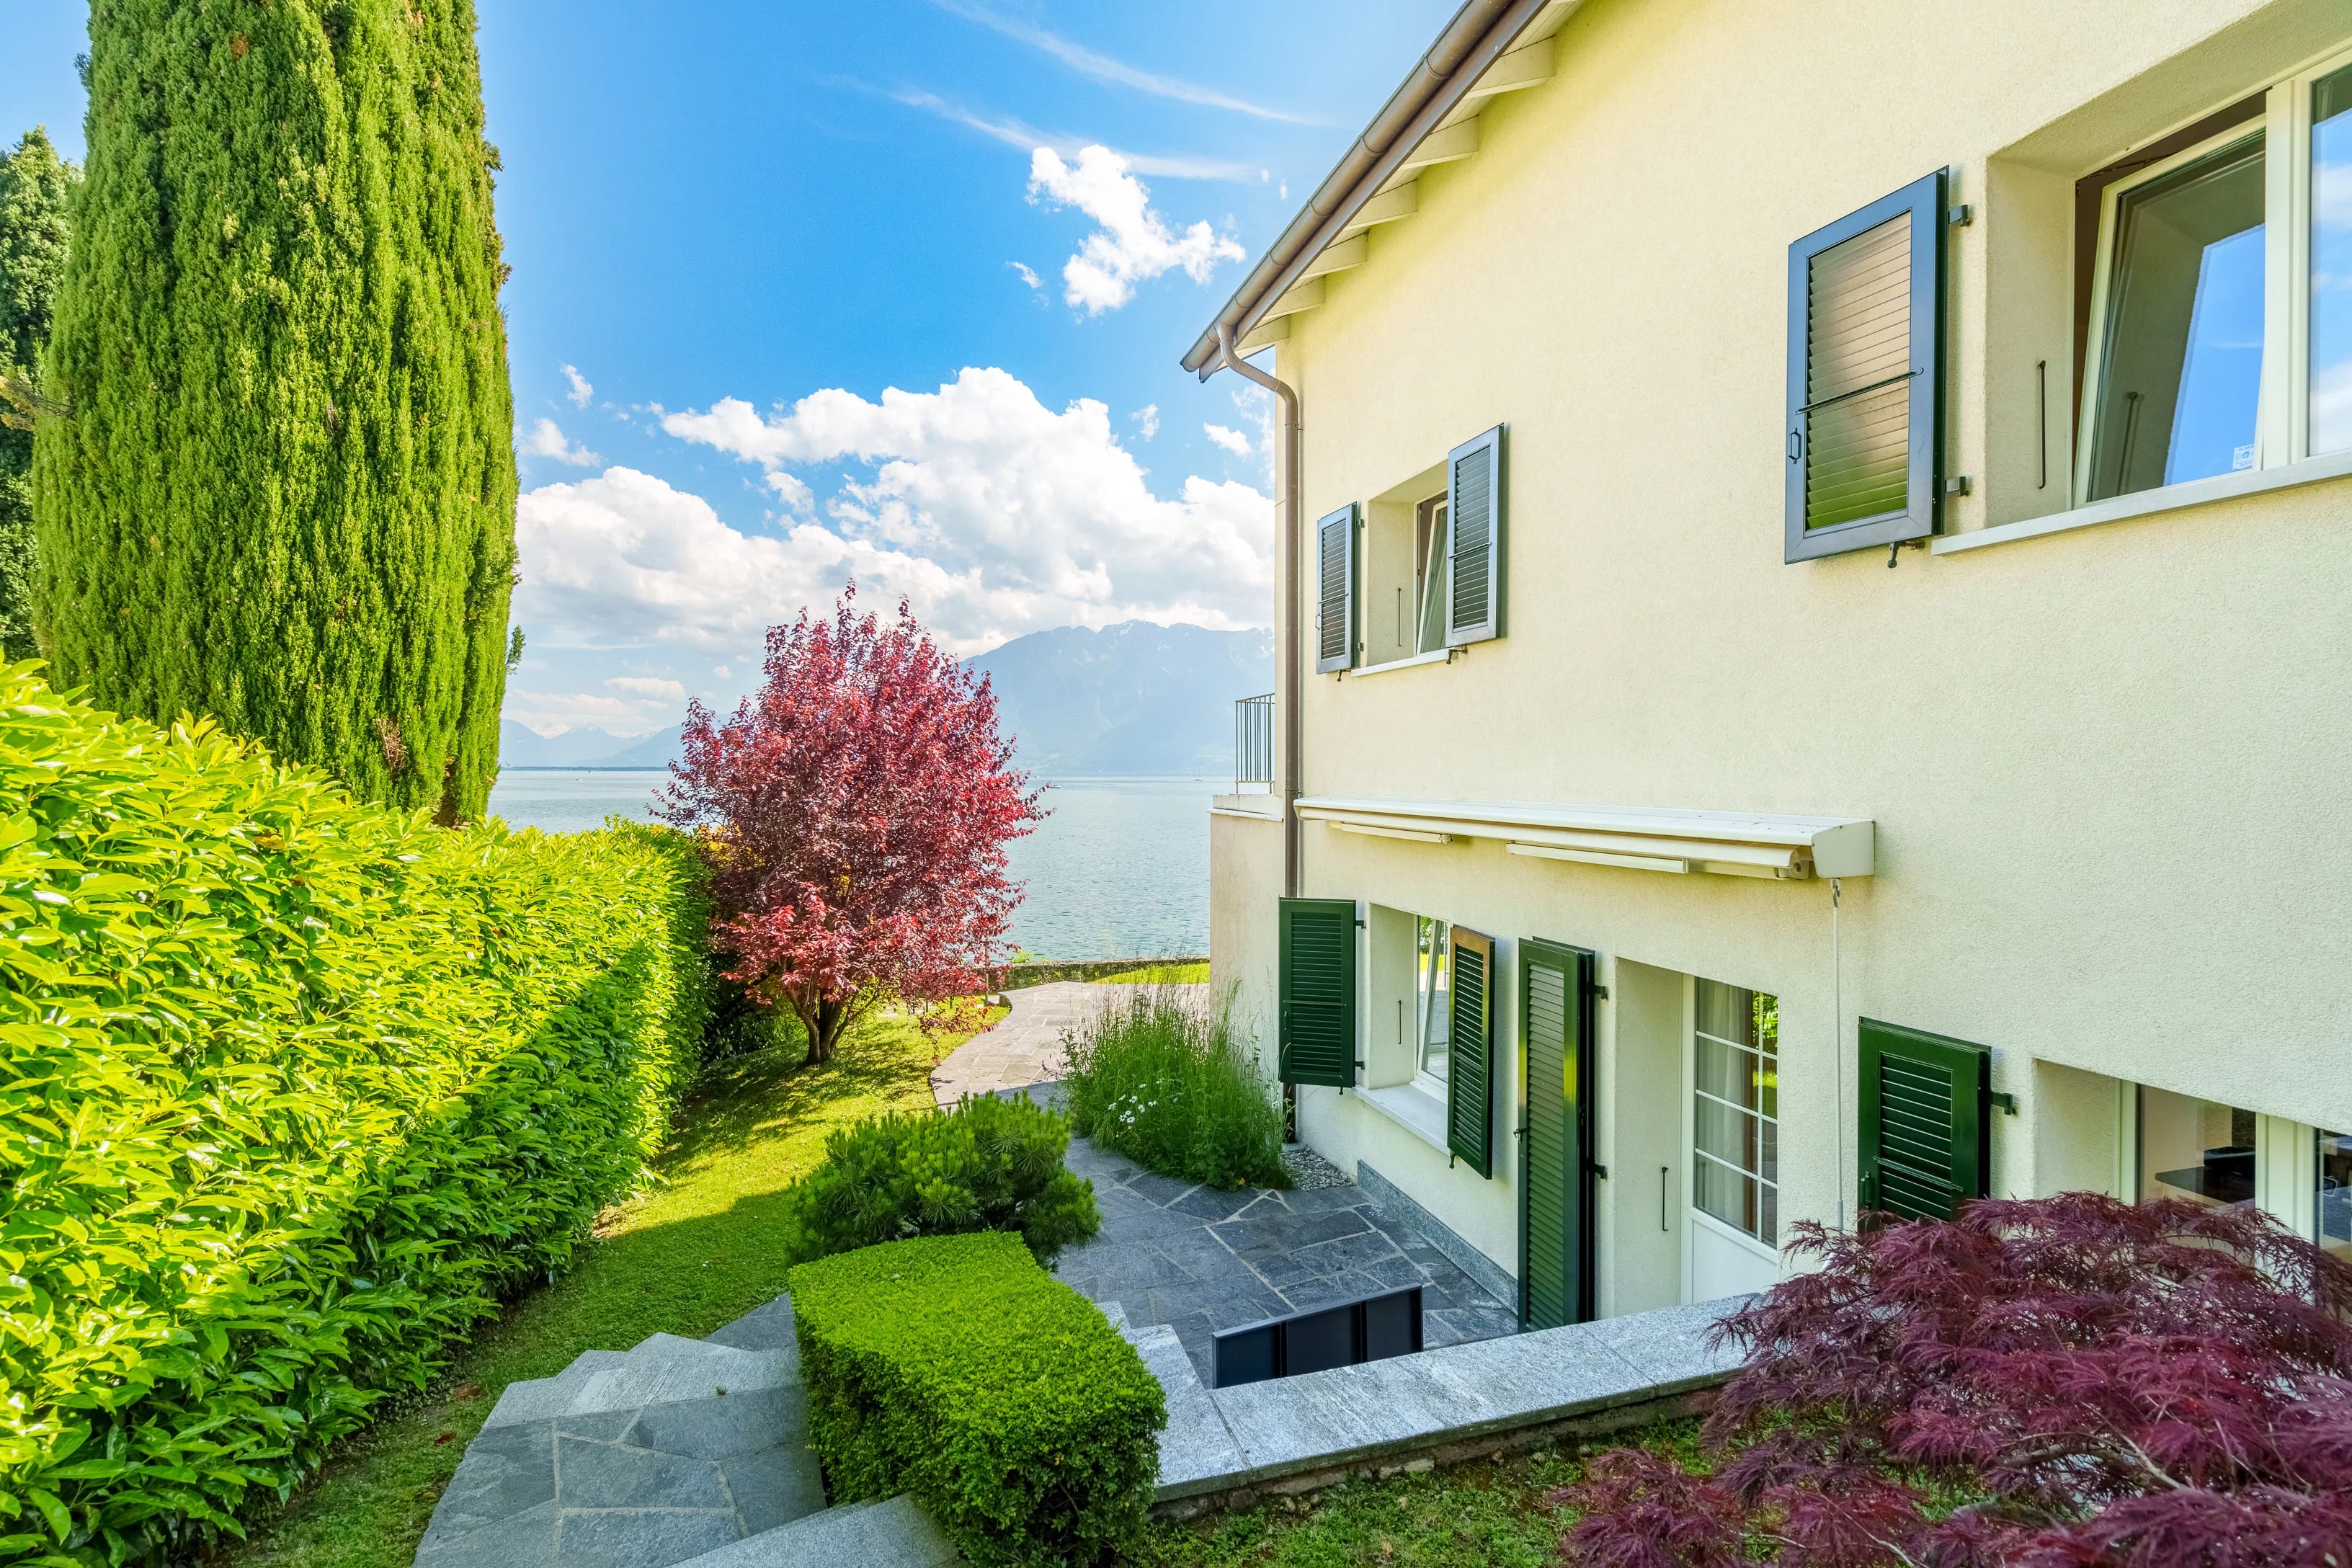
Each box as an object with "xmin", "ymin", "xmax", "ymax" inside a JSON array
[
  {"xmin": 33, "ymin": 0, "xmax": 517, "ymax": 821},
  {"xmin": 0, "ymin": 127, "xmax": 77, "ymax": 664}
]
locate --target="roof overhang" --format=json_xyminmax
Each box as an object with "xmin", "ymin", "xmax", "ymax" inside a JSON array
[
  {"xmin": 1182, "ymin": 0, "xmax": 1580, "ymax": 377},
  {"xmin": 1296, "ymin": 797, "xmax": 1878, "ymax": 879}
]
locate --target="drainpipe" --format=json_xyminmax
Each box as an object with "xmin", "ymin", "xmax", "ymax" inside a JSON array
[{"xmin": 1213, "ymin": 321, "xmax": 1302, "ymax": 900}]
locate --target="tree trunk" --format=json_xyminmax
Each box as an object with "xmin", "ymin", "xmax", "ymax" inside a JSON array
[{"xmin": 800, "ymin": 993, "xmax": 854, "ymax": 1066}]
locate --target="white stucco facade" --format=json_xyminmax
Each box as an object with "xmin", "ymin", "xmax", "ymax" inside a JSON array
[{"xmin": 1206, "ymin": 0, "xmax": 2352, "ymax": 1323}]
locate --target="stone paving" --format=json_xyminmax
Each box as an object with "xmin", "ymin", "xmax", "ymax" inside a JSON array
[
  {"xmin": 1056, "ymin": 1135, "xmax": 1520, "ymax": 1384},
  {"xmin": 929, "ymin": 980, "xmax": 1208, "ymax": 1105}
]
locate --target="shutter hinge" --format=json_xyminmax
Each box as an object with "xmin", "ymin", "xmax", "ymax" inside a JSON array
[
  {"xmin": 1947, "ymin": 203, "xmax": 1972, "ymax": 226},
  {"xmin": 1988, "ymin": 1091, "xmax": 2018, "ymax": 1116},
  {"xmin": 1592, "ymin": 984, "xmax": 1610, "ymax": 1001},
  {"xmin": 1589, "ymin": 1161, "xmax": 1610, "ymax": 1180}
]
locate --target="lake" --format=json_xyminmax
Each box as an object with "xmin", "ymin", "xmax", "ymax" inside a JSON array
[{"xmin": 485, "ymin": 770, "xmax": 1216, "ymax": 962}]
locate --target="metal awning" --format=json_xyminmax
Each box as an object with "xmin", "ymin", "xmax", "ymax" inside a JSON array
[{"xmin": 1295, "ymin": 796, "xmax": 1876, "ymax": 879}]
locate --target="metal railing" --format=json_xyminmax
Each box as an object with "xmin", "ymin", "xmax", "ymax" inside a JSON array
[{"xmin": 1234, "ymin": 692, "xmax": 1274, "ymax": 792}]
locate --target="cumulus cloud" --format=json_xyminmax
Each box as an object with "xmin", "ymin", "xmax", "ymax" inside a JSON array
[
  {"xmin": 1203, "ymin": 423, "xmax": 1252, "ymax": 457},
  {"xmin": 522, "ymin": 416, "xmax": 602, "ymax": 467},
  {"xmin": 1009, "ymin": 260, "xmax": 1042, "ymax": 290},
  {"xmin": 607, "ymin": 675, "xmax": 687, "ymax": 699},
  {"xmin": 512, "ymin": 368, "xmax": 1272, "ymax": 659},
  {"xmin": 1027, "ymin": 146, "xmax": 1244, "ymax": 313},
  {"xmin": 561, "ymin": 363, "xmax": 594, "ymax": 407},
  {"xmin": 1131, "ymin": 404, "xmax": 1159, "ymax": 440}
]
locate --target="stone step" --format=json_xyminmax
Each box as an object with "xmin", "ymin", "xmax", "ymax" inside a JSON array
[
  {"xmin": 706, "ymin": 1295, "xmax": 798, "ymax": 1353},
  {"xmin": 669, "ymin": 1494, "xmax": 960, "ymax": 1568},
  {"xmin": 480, "ymin": 1350, "xmax": 631, "ymax": 1430}
]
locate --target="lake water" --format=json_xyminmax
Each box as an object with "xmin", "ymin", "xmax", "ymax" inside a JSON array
[{"xmin": 485, "ymin": 770, "xmax": 1216, "ymax": 962}]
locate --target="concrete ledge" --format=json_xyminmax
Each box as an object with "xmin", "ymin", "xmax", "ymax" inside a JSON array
[
  {"xmin": 1149, "ymin": 1296, "xmax": 1746, "ymax": 1505},
  {"xmin": 1357, "ymin": 1162, "xmax": 1517, "ymax": 1311}
]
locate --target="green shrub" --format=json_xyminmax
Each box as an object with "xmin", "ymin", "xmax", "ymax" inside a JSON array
[
  {"xmin": 1065, "ymin": 986, "xmax": 1289, "ymax": 1190},
  {"xmin": 777, "ymin": 1093, "xmax": 1100, "ymax": 1268},
  {"xmin": 0, "ymin": 669, "xmax": 712, "ymax": 1565},
  {"xmin": 791, "ymin": 1233, "xmax": 1165, "ymax": 1567}
]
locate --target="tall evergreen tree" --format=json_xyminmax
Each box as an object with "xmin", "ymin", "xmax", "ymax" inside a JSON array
[
  {"xmin": 0, "ymin": 126, "xmax": 77, "ymax": 664},
  {"xmin": 32, "ymin": 0, "xmax": 517, "ymax": 820}
]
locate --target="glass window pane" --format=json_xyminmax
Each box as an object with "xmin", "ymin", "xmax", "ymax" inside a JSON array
[
  {"xmin": 1758, "ymin": 1177, "xmax": 1779, "ymax": 1248},
  {"xmin": 1696, "ymin": 1097, "xmax": 1760, "ymax": 1175},
  {"xmin": 1415, "ymin": 917, "xmax": 1451, "ymax": 1082},
  {"xmin": 1696, "ymin": 1156, "xmax": 1758, "ymax": 1235},
  {"xmin": 2137, "ymin": 1084, "xmax": 2258, "ymax": 1210},
  {"xmin": 1416, "ymin": 501, "xmax": 1449, "ymax": 652},
  {"xmin": 1694, "ymin": 1033, "xmax": 1758, "ymax": 1110},
  {"xmin": 2311, "ymin": 66, "xmax": 2352, "ymax": 454},
  {"xmin": 2086, "ymin": 132, "xmax": 2266, "ymax": 501},
  {"xmin": 2320, "ymin": 1128, "xmax": 2351, "ymax": 1265}
]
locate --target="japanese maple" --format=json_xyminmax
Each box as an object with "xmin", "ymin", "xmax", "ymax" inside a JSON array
[
  {"xmin": 659, "ymin": 591, "xmax": 1043, "ymax": 1063},
  {"xmin": 1556, "ymin": 1193, "xmax": 2352, "ymax": 1568}
]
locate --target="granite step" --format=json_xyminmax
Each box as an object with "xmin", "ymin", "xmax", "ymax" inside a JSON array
[{"xmin": 670, "ymin": 1493, "xmax": 960, "ymax": 1567}]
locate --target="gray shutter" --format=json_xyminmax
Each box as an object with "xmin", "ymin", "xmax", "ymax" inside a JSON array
[
  {"xmin": 1785, "ymin": 171, "xmax": 1944, "ymax": 562},
  {"xmin": 1278, "ymin": 897, "xmax": 1357, "ymax": 1087},
  {"xmin": 1314, "ymin": 504, "xmax": 1358, "ymax": 674},
  {"xmin": 1446, "ymin": 927, "xmax": 1494, "ymax": 1177},
  {"xmin": 1446, "ymin": 428, "xmax": 1503, "ymax": 646}
]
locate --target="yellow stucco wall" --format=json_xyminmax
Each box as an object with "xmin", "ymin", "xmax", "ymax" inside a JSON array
[{"xmin": 1211, "ymin": 0, "xmax": 2352, "ymax": 1298}]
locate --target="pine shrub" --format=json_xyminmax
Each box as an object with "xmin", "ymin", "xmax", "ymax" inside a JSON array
[
  {"xmin": 32, "ymin": 0, "xmax": 517, "ymax": 821},
  {"xmin": 1065, "ymin": 986, "xmax": 1288, "ymax": 1190},
  {"xmin": 791, "ymin": 1233, "xmax": 1165, "ymax": 1567},
  {"xmin": 0, "ymin": 669, "xmax": 712, "ymax": 1564},
  {"xmin": 777, "ymin": 1094, "xmax": 1100, "ymax": 1268}
]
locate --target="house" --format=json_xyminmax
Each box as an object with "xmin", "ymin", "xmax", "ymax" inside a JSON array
[{"xmin": 1192, "ymin": 0, "xmax": 2352, "ymax": 1328}]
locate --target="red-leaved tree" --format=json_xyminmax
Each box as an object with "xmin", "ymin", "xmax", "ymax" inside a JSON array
[
  {"xmin": 1557, "ymin": 1194, "xmax": 2352, "ymax": 1568},
  {"xmin": 658, "ymin": 590, "xmax": 1043, "ymax": 1064}
]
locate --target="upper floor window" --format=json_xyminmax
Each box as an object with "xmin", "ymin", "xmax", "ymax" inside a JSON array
[{"xmin": 2076, "ymin": 50, "xmax": 2352, "ymax": 505}]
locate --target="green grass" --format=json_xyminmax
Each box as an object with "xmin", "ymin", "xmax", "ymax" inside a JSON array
[
  {"xmin": 226, "ymin": 1006, "xmax": 998, "ymax": 1568},
  {"xmin": 1097, "ymin": 962, "xmax": 1211, "ymax": 984},
  {"xmin": 1065, "ymin": 985, "xmax": 1288, "ymax": 1190},
  {"xmin": 1135, "ymin": 1420, "xmax": 1706, "ymax": 1567}
]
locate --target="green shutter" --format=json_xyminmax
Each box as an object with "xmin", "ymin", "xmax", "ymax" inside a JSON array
[
  {"xmin": 1858, "ymin": 1017, "xmax": 1990, "ymax": 1222},
  {"xmin": 1518, "ymin": 939, "xmax": 1595, "ymax": 1329},
  {"xmin": 1785, "ymin": 170, "xmax": 1946, "ymax": 563},
  {"xmin": 1445, "ymin": 427, "xmax": 1503, "ymax": 646},
  {"xmin": 1278, "ymin": 897, "xmax": 1356, "ymax": 1087},
  {"xmin": 1314, "ymin": 504, "xmax": 1358, "ymax": 674},
  {"xmin": 1446, "ymin": 927, "xmax": 1495, "ymax": 1177}
]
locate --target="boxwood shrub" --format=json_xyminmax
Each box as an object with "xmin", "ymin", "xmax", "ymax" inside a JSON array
[
  {"xmin": 0, "ymin": 669, "xmax": 713, "ymax": 1565},
  {"xmin": 791, "ymin": 1233, "xmax": 1165, "ymax": 1567}
]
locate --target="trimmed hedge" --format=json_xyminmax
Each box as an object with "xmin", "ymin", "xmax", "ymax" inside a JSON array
[
  {"xmin": 778, "ymin": 1093, "xmax": 1100, "ymax": 1268},
  {"xmin": 791, "ymin": 1234, "xmax": 1165, "ymax": 1567},
  {"xmin": 0, "ymin": 669, "xmax": 712, "ymax": 1566}
]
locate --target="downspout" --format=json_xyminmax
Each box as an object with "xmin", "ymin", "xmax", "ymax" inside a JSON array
[{"xmin": 1213, "ymin": 321, "xmax": 1301, "ymax": 900}]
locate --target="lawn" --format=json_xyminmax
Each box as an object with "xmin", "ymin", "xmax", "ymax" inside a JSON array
[
  {"xmin": 1136, "ymin": 1420, "xmax": 1706, "ymax": 1568},
  {"xmin": 1099, "ymin": 961, "xmax": 1212, "ymax": 984},
  {"xmin": 228, "ymin": 1006, "xmax": 995, "ymax": 1568}
]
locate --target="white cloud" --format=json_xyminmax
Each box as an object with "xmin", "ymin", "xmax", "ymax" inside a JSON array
[
  {"xmin": 888, "ymin": 89, "xmax": 1255, "ymax": 181},
  {"xmin": 1028, "ymin": 146, "xmax": 1244, "ymax": 313},
  {"xmin": 512, "ymin": 368, "xmax": 1272, "ymax": 659},
  {"xmin": 561, "ymin": 363, "xmax": 594, "ymax": 407},
  {"xmin": 711, "ymin": 665, "xmax": 732, "ymax": 680},
  {"xmin": 504, "ymin": 687, "xmax": 671, "ymax": 735},
  {"xmin": 607, "ymin": 675, "xmax": 687, "ymax": 700},
  {"xmin": 1131, "ymin": 404, "xmax": 1159, "ymax": 440},
  {"xmin": 1203, "ymin": 422, "xmax": 1252, "ymax": 457},
  {"xmin": 522, "ymin": 416, "xmax": 602, "ymax": 467},
  {"xmin": 1010, "ymin": 261, "xmax": 1042, "ymax": 290},
  {"xmin": 765, "ymin": 470, "xmax": 815, "ymax": 509},
  {"xmin": 926, "ymin": 0, "xmax": 1319, "ymax": 125}
]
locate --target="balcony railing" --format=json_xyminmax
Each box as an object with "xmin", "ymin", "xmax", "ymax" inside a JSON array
[{"xmin": 1234, "ymin": 692, "xmax": 1274, "ymax": 792}]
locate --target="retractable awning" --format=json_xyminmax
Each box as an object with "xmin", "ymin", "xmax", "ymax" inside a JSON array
[{"xmin": 1294, "ymin": 796, "xmax": 1875, "ymax": 879}]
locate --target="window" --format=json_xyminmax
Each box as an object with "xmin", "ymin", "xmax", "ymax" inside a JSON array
[
  {"xmin": 2136, "ymin": 1085, "xmax": 2257, "ymax": 1210},
  {"xmin": 1412, "ymin": 494, "xmax": 1448, "ymax": 654},
  {"xmin": 1413, "ymin": 915, "xmax": 1452, "ymax": 1089},
  {"xmin": 2073, "ymin": 48, "xmax": 2352, "ymax": 502},
  {"xmin": 2320, "ymin": 1128, "xmax": 2351, "ymax": 1265},
  {"xmin": 1693, "ymin": 979, "xmax": 1779, "ymax": 1247}
]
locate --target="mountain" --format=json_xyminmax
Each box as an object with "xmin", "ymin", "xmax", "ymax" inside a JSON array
[
  {"xmin": 498, "ymin": 720, "xmax": 682, "ymax": 770},
  {"xmin": 966, "ymin": 622, "xmax": 1274, "ymax": 775}
]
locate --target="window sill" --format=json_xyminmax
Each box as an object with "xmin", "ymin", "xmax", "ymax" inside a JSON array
[
  {"xmin": 1342, "ymin": 647, "xmax": 1458, "ymax": 680},
  {"xmin": 1933, "ymin": 448, "xmax": 2352, "ymax": 556},
  {"xmin": 1355, "ymin": 1081, "xmax": 1451, "ymax": 1152}
]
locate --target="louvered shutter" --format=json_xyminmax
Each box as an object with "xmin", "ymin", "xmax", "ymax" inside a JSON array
[
  {"xmin": 1446, "ymin": 927, "xmax": 1496, "ymax": 1177},
  {"xmin": 1519, "ymin": 939, "xmax": 1596, "ymax": 1329},
  {"xmin": 1785, "ymin": 172, "xmax": 1944, "ymax": 562},
  {"xmin": 1446, "ymin": 427, "xmax": 1504, "ymax": 646},
  {"xmin": 1314, "ymin": 504, "xmax": 1358, "ymax": 674},
  {"xmin": 1858, "ymin": 1018, "xmax": 1990, "ymax": 1223},
  {"xmin": 1278, "ymin": 897, "xmax": 1356, "ymax": 1087}
]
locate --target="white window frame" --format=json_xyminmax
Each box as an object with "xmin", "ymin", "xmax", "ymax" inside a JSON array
[
  {"xmin": 2074, "ymin": 42, "xmax": 2352, "ymax": 506},
  {"xmin": 1686, "ymin": 979, "xmax": 1781, "ymax": 1255},
  {"xmin": 1412, "ymin": 913, "xmax": 1451, "ymax": 1097}
]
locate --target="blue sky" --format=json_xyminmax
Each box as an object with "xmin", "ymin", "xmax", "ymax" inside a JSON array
[{"xmin": 1, "ymin": 1, "xmax": 1454, "ymax": 737}]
